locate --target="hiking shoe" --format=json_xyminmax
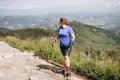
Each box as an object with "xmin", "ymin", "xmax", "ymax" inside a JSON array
[
  {"xmin": 61, "ymin": 69, "xmax": 66, "ymax": 74},
  {"xmin": 64, "ymin": 71, "xmax": 71, "ymax": 77},
  {"xmin": 66, "ymin": 72, "xmax": 71, "ymax": 76}
]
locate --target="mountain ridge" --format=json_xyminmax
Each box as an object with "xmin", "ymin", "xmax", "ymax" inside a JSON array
[
  {"xmin": 70, "ymin": 21, "xmax": 120, "ymax": 49},
  {"xmin": 0, "ymin": 21, "xmax": 120, "ymax": 49},
  {"xmin": 0, "ymin": 15, "xmax": 120, "ymax": 32}
]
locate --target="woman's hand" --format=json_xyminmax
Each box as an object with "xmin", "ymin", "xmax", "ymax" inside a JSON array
[{"xmin": 51, "ymin": 38, "xmax": 57, "ymax": 47}]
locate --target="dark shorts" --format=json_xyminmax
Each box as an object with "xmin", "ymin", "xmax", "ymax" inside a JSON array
[{"xmin": 60, "ymin": 45, "xmax": 72, "ymax": 57}]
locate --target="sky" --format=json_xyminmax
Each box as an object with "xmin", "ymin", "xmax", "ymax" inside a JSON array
[{"xmin": 0, "ymin": 0, "xmax": 120, "ymax": 15}]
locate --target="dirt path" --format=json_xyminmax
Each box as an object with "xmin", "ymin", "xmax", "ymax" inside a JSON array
[{"xmin": 0, "ymin": 41, "xmax": 85, "ymax": 80}]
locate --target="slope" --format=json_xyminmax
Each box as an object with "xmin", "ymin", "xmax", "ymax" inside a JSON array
[
  {"xmin": 70, "ymin": 21, "xmax": 120, "ymax": 49},
  {"xmin": 0, "ymin": 41, "xmax": 85, "ymax": 80}
]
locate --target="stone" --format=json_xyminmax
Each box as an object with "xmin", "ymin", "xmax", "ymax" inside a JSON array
[
  {"xmin": 0, "ymin": 55, "xmax": 3, "ymax": 59},
  {"xmin": 2, "ymin": 53, "xmax": 14, "ymax": 58},
  {"xmin": 29, "ymin": 76, "xmax": 39, "ymax": 80},
  {"xmin": 0, "ymin": 72, "xmax": 4, "ymax": 77}
]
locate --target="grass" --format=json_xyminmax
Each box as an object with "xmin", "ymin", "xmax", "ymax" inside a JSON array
[{"xmin": 1, "ymin": 36, "xmax": 119, "ymax": 80}]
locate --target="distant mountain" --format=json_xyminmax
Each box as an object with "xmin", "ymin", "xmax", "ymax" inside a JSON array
[
  {"xmin": 0, "ymin": 27, "xmax": 9, "ymax": 31},
  {"xmin": 0, "ymin": 15, "xmax": 120, "ymax": 32},
  {"xmin": 108, "ymin": 26, "xmax": 120, "ymax": 33},
  {"xmin": 70, "ymin": 21, "xmax": 120, "ymax": 49},
  {"xmin": 0, "ymin": 16, "xmax": 58, "ymax": 29}
]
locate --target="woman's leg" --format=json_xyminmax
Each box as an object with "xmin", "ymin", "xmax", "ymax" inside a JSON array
[
  {"xmin": 64, "ymin": 56, "xmax": 70, "ymax": 73},
  {"xmin": 60, "ymin": 46, "xmax": 71, "ymax": 74}
]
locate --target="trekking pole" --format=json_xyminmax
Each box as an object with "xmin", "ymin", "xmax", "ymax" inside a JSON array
[
  {"xmin": 51, "ymin": 38, "xmax": 56, "ymax": 47},
  {"xmin": 52, "ymin": 42, "xmax": 54, "ymax": 47}
]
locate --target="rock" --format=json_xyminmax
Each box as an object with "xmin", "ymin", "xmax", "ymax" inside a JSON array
[
  {"xmin": 69, "ymin": 76, "xmax": 84, "ymax": 80},
  {"xmin": 2, "ymin": 53, "xmax": 14, "ymax": 58},
  {"xmin": 0, "ymin": 55, "xmax": 2, "ymax": 59},
  {"xmin": 29, "ymin": 76, "xmax": 39, "ymax": 80},
  {"xmin": 35, "ymin": 56, "xmax": 39, "ymax": 59},
  {"xmin": 0, "ymin": 72, "xmax": 4, "ymax": 77}
]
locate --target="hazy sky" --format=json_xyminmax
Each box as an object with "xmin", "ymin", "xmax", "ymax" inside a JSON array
[{"xmin": 0, "ymin": 0, "xmax": 120, "ymax": 15}]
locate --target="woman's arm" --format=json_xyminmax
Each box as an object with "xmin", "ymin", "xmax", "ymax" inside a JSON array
[{"xmin": 71, "ymin": 33, "xmax": 75, "ymax": 42}]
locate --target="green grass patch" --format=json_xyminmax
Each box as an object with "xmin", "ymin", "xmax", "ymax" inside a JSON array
[{"xmin": 2, "ymin": 36, "xmax": 120, "ymax": 80}]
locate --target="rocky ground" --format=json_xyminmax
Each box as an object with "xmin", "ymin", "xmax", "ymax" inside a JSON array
[{"xmin": 0, "ymin": 41, "xmax": 86, "ymax": 80}]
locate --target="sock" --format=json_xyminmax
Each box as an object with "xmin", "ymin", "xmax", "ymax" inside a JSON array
[
  {"xmin": 66, "ymin": 66, "xmax": 71, "ymax": 73},
  {"xmin": 63, "ymin": 64, "xmax": 66, "ymax": 71}
]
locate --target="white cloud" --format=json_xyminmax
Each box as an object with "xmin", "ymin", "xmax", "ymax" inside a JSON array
[
  {"xmin": 0, "ymin": 0, "xmax": 120, "ymax": 15},
  {"xmin": 23, "ymin": 5, "xmax": 35, "ymax": 9},
  {"xmin": 0, "ymin": 6, "xmax": 8, "ymax": 9},
  {"xmin": 105, "ymin": 3, "xmax": 112, "ymax": 8},
  {"xmin": 117, "ymin": 1, "xmax": 120, "ymax": 6},
  {"xmin": 0, "ymin": 3, "xmax": 41, "ymax": 10},
  {"xmin": 105, "ymin": 1, "xmax": 120, "ymax": 8}
]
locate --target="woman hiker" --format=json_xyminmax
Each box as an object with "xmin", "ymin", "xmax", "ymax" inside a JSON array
[{"xmin": 52, "ymin": 17, "xmax": 75, "ymax": 76}]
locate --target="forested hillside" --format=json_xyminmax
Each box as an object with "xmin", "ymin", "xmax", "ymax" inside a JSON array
[{"xmin": 70, "ymin": 21, "xmax": 120, "ymax": 50}]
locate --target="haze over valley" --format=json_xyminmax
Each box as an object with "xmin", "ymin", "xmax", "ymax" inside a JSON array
[{"xmin": 0, "ymin": 13, "xmax": 120, "ymax": 33}]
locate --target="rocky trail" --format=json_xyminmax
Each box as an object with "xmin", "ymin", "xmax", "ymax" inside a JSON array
[{"xmin": 0, "ymin": 41, "xmax": 86, "ymax": 80}]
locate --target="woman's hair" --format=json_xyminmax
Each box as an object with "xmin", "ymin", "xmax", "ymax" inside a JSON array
[{"xmin": 60, "ymin": 18, "xmax": 69, "ymax": 25}]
